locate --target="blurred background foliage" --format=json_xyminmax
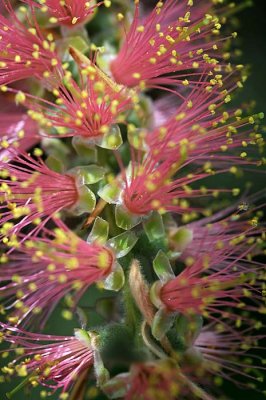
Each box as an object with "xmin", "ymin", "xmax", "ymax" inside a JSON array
[{"xmin": 0, "ymin": 0, "xmax": 265, "ymax": 399}]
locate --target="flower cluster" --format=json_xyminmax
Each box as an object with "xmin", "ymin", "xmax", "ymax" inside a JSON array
[
  {"xmin": 0, "ymin": 0, "xmax": 62, "ymax": 85},
  {"xmin": 0, "ymin": 97, "xmax": 39, "ymax": 160},
  {"xmin": 0, "ymin": 219, "xmax": 115, "ymax": 328},
  {"xmin": 0, "ymin": 324, "xmax": 94, "ymax": 392},
  {"xmin": 23, "ymin": 0, "xmax": 101, "ymax": 27},
  {"xmin": 0, "ymin": 1, "xmax": 265, "ymax": 399}
]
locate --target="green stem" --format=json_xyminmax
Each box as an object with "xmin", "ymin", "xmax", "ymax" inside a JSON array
[
  {"xmin": 5, "ymin": 373, "xmax": 37, "ymax": 399},
  {"xmin": 141, "ymin": 322, "xmax": 167, "ymax": 359},
  {"xmin": 123, "ymin": 280, "xmax": 142, "ymax": 337}
]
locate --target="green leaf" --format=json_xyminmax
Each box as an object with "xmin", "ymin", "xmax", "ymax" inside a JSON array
[
  {"xmin": 143, "ymin": 212, "xmax": 165, "ymax": 242},
  {"xmin": 70, "ymin": 186, "xmax": 96, "ymax": 215},
  {"xmin": 107, "ymin": 231, "xmax": 138, "ymax": 258},
  {"xmin": 42, "ymin": 137, "xmax": 70, "ymax": 163},
  {"xmin": 100, "ymin": 124, "xmax": 123, "ymax": 150},
  {"xmin": 150, "ymin": 281, "xmax": 163, "ymax": 310},
  {"xmin": 72, "ymin": 136, "xmax": 97, "ymax": 161},
  {"xmin": 98, "ymin": 183, "xmax": 121, "ymax": 204},
  {"xmin": 115, "ymin": 204, "xmax": 142, "ymax": 230},
  {"xmin": 88, "ymin": 217, "xmax": 109, "ymax": 245},
  {"xmin": 68, "ymin": 165, "xmax": 106, "ymax": 185},
  {"xmin": 151, "ymin": 307, "xmax": 175, "ymax": 341},
  {"xmin": 101, "ymin": 262, "xmax": 125, "ymax": 292},
  {"xmin": 153, "ymin": 251, "xmax": 175, "ymax": 282}
]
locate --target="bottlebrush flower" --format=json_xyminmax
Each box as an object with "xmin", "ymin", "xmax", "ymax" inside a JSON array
[
  {"xmin": 17, "ymin": 63, "xmax": 132, "ymax": 147},
  {"xmin": 103, "ymin": 359, "xmax": 216, "ymax": 400},
  {"xmin": 168, "ymin": 196, "xmax": 265, "ymax": 259},
  {"xmin": 186, "ymin": 324, "xmax": 265, "ymax": 389},
  {"xmin": 151, "ymin": 245, "xmax": 264, "ymax": 327},
  {"xmin": 151, "ymin": 94, "xmax": 179, "ymax": 129},
  {"xmin": 0, "ymin": 219, "xmax": 115, "ymax": 327},
  {"xmin": 110, "ymin": 145, "xmax": 240, "ymax": 222},
  {"xmin": 111, "ymin": 0, "xmax": 224, "ymax": 91},
  {"xmin": 0, "ymin": 1, "xmax": 61, "ymax": 85},
  {"xmin": 145, "ymin": 72, "xmax": 263, "ymax": 160},
  {"xmin": 103, "ymin": 360, "xmax": 188, "ymax": 400},
  {"xmin": 23, "ymin": 0, "xmax": 101, "ymax": 27},
  {"xmin": 0, "ymin": 323, "xmax": 94, "ymax": 392},
  {"xmin": 0, "ymin": 152, "xmax": 80, "ymax": 238},
  {"xmin": 0, "ymin": 99, "xmax": 39, "ymax": 160},
  {"xmin": 107, "ymin": 77, "xmax": 263, "ymax": 221}
]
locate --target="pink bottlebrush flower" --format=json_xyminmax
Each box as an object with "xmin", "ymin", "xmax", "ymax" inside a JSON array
[
  {"xmin": 188, "ymin": 324, "xmax": 265, "ymax": 389},
  {"xmin": 111, "ymin": 0, "xmax": 224, "ymax": 91},
  {"xmin": 113, "ymin": 76, "xmax": 262, "ymax": 218},
  {"xmin": 0, "ymin": 219, "xmax": 114, "ymax": 327},
  {"xmin": 23, "ymin": 68, "xmax": 132, "ymax": 142},
  {"xmin": 104, "ymin": 361, "xmax": 188, "ymax": 400},
  {"xmin": 151, "ymin": 94, "xmax": 179, "ymax": 129},
  {"xmin": 23, "ymin": 0, "xmax": 101, "ymax": 27},
  {"xmin": 104, "ymin": 359, "xmax": 215, "ymax": 400},
  {"xmin": 124, "ymin": 362, "xmax": 187, "ymax": 400},
  {"xmin": 0, "ymin": 98, "xmax": 39, "ymax": 160},
  {"xmin": 0, "ymin": 151, "xmax": 79, "ymax": 238},
  {"xmin": 152, "ymin": 245, "xmax": 263, "ymax": 326},
  {"xmin": 115, "ymin": 145, "xmax": 238, "ymax": 218},
  {"xmin": 0, "ymin": 1, "xmax": 62, "ymax": 85},
  {"xmin": 146, "ymin": 71, "xmax": 262, "ymax": 162},
  {"xmin": 168, "ymin": 195, "xmax": 265, "ymax": 259},
  {"xmin": 119, "ymin": 153, "xmax": 222, "ymax": 216},
  {"xmin": 0, "ymin": 323, "xmax": 94, "ymax": 392}
]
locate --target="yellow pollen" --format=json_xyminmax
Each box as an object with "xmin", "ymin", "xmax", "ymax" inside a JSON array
[{"xmin": 97, "ymin": 249, "xmax": 112, "ymax": 270}]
